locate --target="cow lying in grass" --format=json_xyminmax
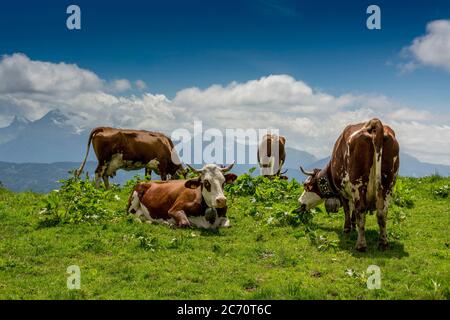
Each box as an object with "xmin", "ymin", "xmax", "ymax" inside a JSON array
[{"xmin": 127, "ymin": 163, "xmax": 237, "ymax": 229}]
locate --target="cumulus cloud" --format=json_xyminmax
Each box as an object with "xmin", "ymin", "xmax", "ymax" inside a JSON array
[
  {"xmin": 112, "ymin": 79, "xmax": 131, "ymax": 92},
  {"xmin": 172, "ymin": 75, "xmax": 450, "ymax": 164},
  {"xmin": 0, "ymin": 54, "xmax": 449, "ymax": 165},
  {"xmin": 401, "ymin": 19, "xmax": 450, "ymax": 72},
  {"xmin": 0, "ymin": 53, "xmax": 103, "ymax": 95}
]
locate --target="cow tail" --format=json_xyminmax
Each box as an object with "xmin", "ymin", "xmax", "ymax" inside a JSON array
[
  {"xmin": 365, "ymin": 118, "xmax": 384, "ymax": 190},
  {"xmin": 75, "ymin": 127, "xmax": 103, "ymax": 178}
]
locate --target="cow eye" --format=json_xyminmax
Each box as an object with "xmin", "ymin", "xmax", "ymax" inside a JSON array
[{"xmin": 204, "ymin": 180, "xmax": 211, "ymax": 190}]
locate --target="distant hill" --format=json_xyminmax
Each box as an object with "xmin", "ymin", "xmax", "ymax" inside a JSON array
[
  {"xmin": 0, "ymin": 161, "xmax": 142, "ymax": 193},
  {"xmin": 0, "ymin": 115, "xmax": 30, "ymax": 144},
  {"xmin": 0, "ymin": 110, "xmax": 88, "ymax": 163}
]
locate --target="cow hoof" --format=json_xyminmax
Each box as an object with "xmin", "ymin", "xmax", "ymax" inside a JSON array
[
  {"xmin": 178, "ymin": 221, "xmax": 191, "ymax": 228},
  {"xmin": 356, "ymin": 245, "xmax": 367, "ymax": 252},
  {"xmin": 378, "ymin": 242, "xmax": 389, "ymax": 251}
]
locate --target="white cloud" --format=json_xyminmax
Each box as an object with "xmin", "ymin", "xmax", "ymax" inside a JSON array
[
  {"xmin": 135, "ymin": 79, "xmax": 147, "ymax": 90},
  {"xmin": 402, "ymin": 19, "xmax": 450, "ymax": 72},
  {"xmin": 0, "ymin": 54, "xmax": 449, "ymax": 165},
  {"xmin": 0, "ymin": 53, "xmax": 102, "ymax": 95},
  {"xmin": 112, "ymin": 79, "xmax": 131, "ymax": 92},
  {"xmin": 173, "ymin": 76, "xmax": 450, "ymax": 165}
]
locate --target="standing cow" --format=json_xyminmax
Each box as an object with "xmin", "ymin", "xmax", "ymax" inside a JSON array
[
  {"xmin": 127, "ymin": 163, "xmax": 237, "ymax": 229},
  {"xmin": 257, "ymin": 133, "xmax": 287, "ymax": 177},
  {"xmin": 76, "ymin": 127, "xmax": 184, "ymax": 188},
  {"xmin": 298, "ymin": 118, "xmax": 399, "ymax": 251}
]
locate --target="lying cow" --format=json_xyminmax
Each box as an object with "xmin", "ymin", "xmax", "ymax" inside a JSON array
[
  {"xmin": 257, "ymin": 133, "xmax": 287, "ymax": 178},
  {"xmin": 76, "ymin": 127, "xmax": 184, "ymax": 188},
  {"xmin": 298, "ymin": 118, "xmax": 399, "ymax": 251},
  {"xmin": 127, "ymin": 163, "xmax": 237, "ymax": 229}
]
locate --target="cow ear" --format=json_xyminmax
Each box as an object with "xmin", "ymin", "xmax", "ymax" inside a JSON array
[
  {"xmin": 224, "ymin": 173, "xmax": 238, "ymax": 184},
  {"xmin": 184, "ymin": 178, "xmax": 202, "ymax": 189}
]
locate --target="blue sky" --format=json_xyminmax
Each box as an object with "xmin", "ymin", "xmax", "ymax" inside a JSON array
[
  {"xmin": 0, "ymin": 0, "xmax": 449, "ymax": 164},
  {"xmin": 0, "ymin": 0, "xmax": 449, "ymax": 110}
]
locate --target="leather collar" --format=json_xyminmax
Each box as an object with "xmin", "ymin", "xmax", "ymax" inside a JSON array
[{"xmin": 318, "ymin": 169, "xmax": 339, "ymax": 198}]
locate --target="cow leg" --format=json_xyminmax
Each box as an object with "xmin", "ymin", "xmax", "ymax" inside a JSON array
[
  {"xmin": 342, "ymin": 198, "xmax": 352, "ymax": 233},
  {"xmin": 355, "ymin": 209, "xmax": 367, "ymax": 252},
  {"xmin": 159, "ymin": 162, "xmax": 168, "ymax": 181},
  {"xmin": 94, "ymin": 165, "xmax": 105, "ymax": 189},
  {"xmin": 376, "ymin": 191, "xmax": 389, "ymax": 250},
  {"xmin": 102, "ymin": 175, "xmax": 110, "ymax": 190},
  {"xmin": 353, "ymin": 189, "xmax": 367, "ymax": 251},
  {"xmin": 145, "ymin": 168, "xmax": 152, "ymax": 180},
  {"xmin": 168, "ymin": 209, "xmax": 190, "ymax": 228},
  {"xmin": 351, "ymin": 210, "xmax": 356, "ymax": 231}
]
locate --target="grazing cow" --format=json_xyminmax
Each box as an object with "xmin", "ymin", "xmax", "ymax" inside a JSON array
[
  {"xmin": 76, "ymin": 127, "xmax": 184, "ymax": 189},
  {"xmin": 127, "ymin": 163, "xmax": 238, "ymax": 229},
  {"xmin": 257, "ymin": 133, "xmax": 287, "ymax": 177},
  {"xmin": 298, "ymin": 118, "xmax": 399, "ymax": 251}
]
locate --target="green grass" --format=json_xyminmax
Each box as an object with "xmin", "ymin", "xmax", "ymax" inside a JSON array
[{"xmin": 0, "ymin": 174, "xmax": 449, "ymax": 299}]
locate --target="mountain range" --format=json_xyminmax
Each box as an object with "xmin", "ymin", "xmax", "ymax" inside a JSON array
[{"xmin": 0, "ymin": 109, "xmax": 449, "ymax": 192}]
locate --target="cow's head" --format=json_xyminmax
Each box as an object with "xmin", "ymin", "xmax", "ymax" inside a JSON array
[
  {"xmin": 298, "ymin": 166, "xmax": 324, "ymax": 211},
  {"xmin": 184, "ymin": 163, "xmax": 237, "ymax": 208}
]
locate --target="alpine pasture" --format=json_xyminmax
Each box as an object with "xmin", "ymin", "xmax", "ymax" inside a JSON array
[{"xmin": 0, "ymin": 170, "xmax": 449, "ymax": 299}]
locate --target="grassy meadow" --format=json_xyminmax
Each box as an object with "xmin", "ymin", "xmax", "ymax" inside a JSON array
[{"xmin": 0, "ymin": 171, "xmax": 449, "ymax": 299}]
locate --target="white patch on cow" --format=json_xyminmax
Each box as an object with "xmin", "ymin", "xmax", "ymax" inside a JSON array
[
  {"xmin": 129, "ymin": 191, "xmax": 151, "ymax": 221},
  {"xmin": 349, "ymin": 127, "xmax": 364, "ymax": 144},
  {"xmin": 199, "ymin": 164, "xmax": 227, "ymax": 208},
  {"xmin": 218, "ymin": 217, "xmax": 231, "ymax": 228},
  {"xmin": 188, "ymin": 215, "xmax": 231, "ymax": 229},
  {"xmin": 146, "ymin": 158, "xmax": 160, "ymax": 171},
  {"xmin": 128, "ymin": 191, "xmax": 140, "ymax": 213},
  {"xmin": 366, "ymin": 156, "xmax": 378, "ymax": 205},
  {"xmin": 106, "ymin": 153, "xmax": 124, "ymax": 176},
  {"xmin": 106, "ymin": 153, "xmax": 158, "ymax": 176},
  {"xmin": 367, "ymin": 135, "xmax": 383, "ymax": 208},
  {"xmin": 260, "ymin": 156, "xmax": 275, "ymax": 176},
  {"xmin": 298, "ymin": 191, "xmax": 323, "ymax": 210}
]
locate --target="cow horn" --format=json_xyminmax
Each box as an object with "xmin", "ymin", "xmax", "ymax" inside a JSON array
[
  {"xmin": 300, "ymin": 166, "xmax": 314, "ymax": 176},
  {"xmin": 220, "ymin": 162, "xmax": 235, "ymax": 172},
  {"xmin": 186, "ymin": 164, "xmax": 202, "ymax": 174}
]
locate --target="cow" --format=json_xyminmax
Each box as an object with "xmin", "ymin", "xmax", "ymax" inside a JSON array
[
  {"xmin": 298, "ymin": 118, "xmax": 399, "ymax": 252},
  {"xmin": 127, "ymin": 163, "xmax": 238, "ymax": 229},
  {"xmin": 257, "ymin": 133, "xmax": 287, "ymax": 178},
  {"xmin": 75, "ymin": 127, "xmax": 184, "ymax": 189}
]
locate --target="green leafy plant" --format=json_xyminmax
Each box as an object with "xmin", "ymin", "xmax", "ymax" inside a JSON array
[
  {"xmin": 133, "ymin": 232, "xmax": 159, "ymax": 251},
  {"xmin": 391, "ymin": 179, "xmax": 415, "ymax": 209},
  {"xmin": 38, "ymin": 176, "xmax": 112, "ymax": 225},
  {"xmin": 432, "ymin": 185, "xmax": 449, "ymax": 199}
]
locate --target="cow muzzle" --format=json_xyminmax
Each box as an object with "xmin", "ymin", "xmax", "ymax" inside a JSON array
[{"xmin": 215, "ymin": 196, "xmax": 227, "ymax": 208}]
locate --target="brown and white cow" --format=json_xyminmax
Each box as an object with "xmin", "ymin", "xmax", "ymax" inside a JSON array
[
  {"xmin": 127, "ymin": 163, "xmax": 238, "ymax": 229},
  {"xmin": 257, "ymin": 133, "xmax": 287, "ymax": 178},
  {"xmin": 76, "ymin": 127, "xmax": 184, "ymax": 188},
  {"xmin": 298, "ymin": 118, "xmax": 399, "ymax": 251}
]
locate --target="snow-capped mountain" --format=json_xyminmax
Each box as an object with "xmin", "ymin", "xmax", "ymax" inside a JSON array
[{"xmin": 0, "ymin": 109, "xmax": 88, "ymax": 163}]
